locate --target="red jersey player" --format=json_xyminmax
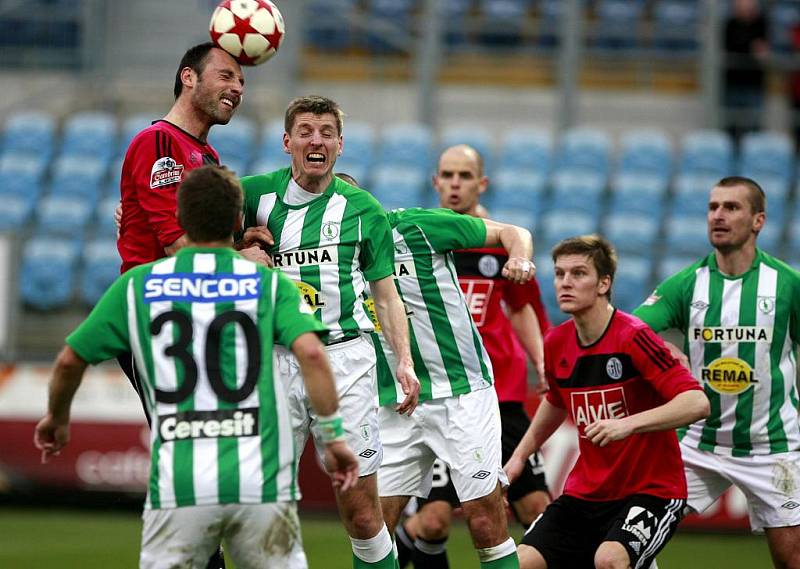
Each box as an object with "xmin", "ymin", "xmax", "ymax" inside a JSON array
[{"xmin": 505, "ymin": 235, "xmax": 709, "ymax": 569}]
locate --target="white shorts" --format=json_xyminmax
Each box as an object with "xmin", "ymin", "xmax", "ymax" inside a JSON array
[
  {"xmin": 140, "ymin": 502, "xmax": 306, "ymax": 569},
  {"xmin": 681, "ymin": 443, "xmax": 800, "ymax": 533},
  {"xmin": 276, "ymin": 335, "xmax": 382, "ymax": 477},
  {"xmin": 377, "ymin": 386, "xmax": 507, "ymax": 503}
]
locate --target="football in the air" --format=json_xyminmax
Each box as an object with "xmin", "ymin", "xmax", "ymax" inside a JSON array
[{"xmin": 209, "ymin": 0, "xmax": 285, "ymax": 66}]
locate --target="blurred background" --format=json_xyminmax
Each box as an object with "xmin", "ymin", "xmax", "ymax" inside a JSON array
[{"xmin": 0, "ymin": 0, "xmax": 796, "ymax": 566}]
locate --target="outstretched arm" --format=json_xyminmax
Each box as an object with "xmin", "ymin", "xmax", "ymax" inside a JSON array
[{"xmin": 483, "ymin": 218, "xmax": 534, "ymax": 284}]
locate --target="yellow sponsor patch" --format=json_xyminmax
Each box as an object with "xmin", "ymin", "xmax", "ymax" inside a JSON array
[
  {"xmin": 294, "ymin": 281, "xmax": 326, "ymax": 313},
  {"xmin": 701, "ymin": 357, "xmax": 757, "ymax": 395}
]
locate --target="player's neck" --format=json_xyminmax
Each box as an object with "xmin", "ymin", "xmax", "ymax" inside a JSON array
[
  {"xmin": 163, "ymin": 103, "xmax": 210, "ymax": 143},
  {"xmin": 573, "ymin": 301, "xmax": 614, "ymax": 346},
  {"xmin": 186, "ymin": 237, "xmax": 233, "ymax": 249},
  {"xmin": 292, "ymin": 170, "xmax": 332, "ymax": 195},
  {"xmin": 714, "ymin": 242, "xmax": 757, "ymax": 277}
]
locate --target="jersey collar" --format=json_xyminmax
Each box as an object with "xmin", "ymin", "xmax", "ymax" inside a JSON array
[{"xmin": 707, "ymin": 248, "xmax": 763, "ymax": 278}]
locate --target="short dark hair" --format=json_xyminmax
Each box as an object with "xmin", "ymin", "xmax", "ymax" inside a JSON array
[
  {"xmin": 551, "ymin": 234, "xmax": 617, "ymax": 298},
  {"xmin": 174, "ymin": 42, "xmax": 216, "ymax": 99},
  {"xmin": 285, "ymin": 95, "xmax": 344, "ymax": 135},
  {"xmin": 335, "ymin": 172, "xmax": 359, "ymax": 187},
  {"xmin": 715, "ymin": 176, "xmax": 766, "ymax": 213},
  {"xmin": 177, "ymin": 166, "xmax": 242, "ymax": 242}
]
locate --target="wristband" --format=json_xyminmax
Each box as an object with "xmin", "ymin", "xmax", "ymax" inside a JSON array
[{"xmin": 317, "ymin": 412, "xmax": 345, "ymax": 443}]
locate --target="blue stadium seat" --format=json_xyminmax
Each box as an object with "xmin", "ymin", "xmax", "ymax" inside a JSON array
[
  {"xmin": 49, "ymin": 154, "xmax": 106, "ymax": 200},
  {"xmin": 592, "ymin": 0, "xmax": 644, "ymax": 50},
  {"xmin": 670, "ymin": 172, "xmax": 718, "ymax": 217},
  {"xmin": 256, "ymin": 119, "xmax": 287, "ymax": 163},
  {"xmin": 489, "ymin": 208, "xmax": 537, "ymax": 232},
  {"xmin": 662, "ymin": 214, "xmax": 708, "ymax": 256},
  {"xmin": 652, "ymin": 0, "xmax": 699, "ymax": 53},
  {"xmin": 608, "ymin": 173, "xmax": 669, "ymax": 216},
  {"xmin": 478, "ymin": 0, "xmax": 531, "ymax": 47},
  {"xmin": 497, "ymin": 126, "xmax": 552, "ymax": 172},
  {"xmin": 1, "ymin": 110, "xmax": 56, "ymax": 156},
  {"xmin": 342, "ymin": 121, "xmax": 377, "ymax": 169},
  {"xmin": 369, "ymin": 165, "xmax": 426, "ymax": 210},
  {"xmin": 440, "ymin": 0, "xmax": 473, "ymax": 46},
  {"xmin": 548, "ymin": 170, "xmax": 606, "ymax": 214},
  {"xmin": 221, "ymin": 157, "xmax": 247, "ymax": 178},
  {"xmin": 530, "ymin": 255, "xmax": 561, "ymax": 324},
  {"xmin": 486, "ymin": 167, "xmax": 546, "ymax": 212},
  {"xmin": 36, "ymin": 194, "xmax": 93, "ymax": 236},
  {"xmin": 250, "ymin": 156, "xmax": 290, "ymax": 176},
  {"xmin": 0, "ymin": 152, "xmax": 48, "ymax": 198},
  {"xmin": 656, "ymin": 254, "xmax": 696, "ymax": 282},
  {"xmin": 0, "ymin": 192, "xmax": 35, "ymax": 232},
  {"xmin": 618, "ymin": 129, "xmax": 673, "ymax": 180},
  {"xmin": 60, "ymin": 111, "xmax": 118, "ymax": 160},
  {"xmin": 20, "ymin": 237, "xmax": 80, "ymax": 310},
  {"xmin": 208, "ymin": 116, "xmax": 257, "ymax": 167},
  {"xmin": 439, "ymin": 124, "xmax": 495, "ymax": 170},
  {"xmin": 365, "ymin": 0, "xmax": 416, "ymax": 54},
  {"xmin": 769, "ymin": 2, "xmax": 800, "ymax": 53},
  {"xmin": 554, "ymin": 127, "xmax": 612, "ymax": 177},
  {"xmin": 79, "ymin": 238, "xmax": 122, "ymax": 306},
  {"xmin": 120, "ymin": 113, "xmax": 154, "ymax": 151},
  {"xmin": 332, "ymin": 158, "xmax": 369, "ymax": 189},
  {"xmin": 613, "ymin": 254, "xmax": 652, "ymax": 312},
  {"xmin": 377, "ymin": 122, "xmax": 433, "ymax": 170},
  {"xmin": 305, "ymin": 0, "xmax": 358, "ymax": 51},
  {"xmin": 739, "ymin": 131, "xmax": 794, "ymax": 183},
  {"xmin": 678, "ymin": 129, "xmax": 734, "ymax": 177},
  {"xmin": 758, "ymin": 211, "xmax": 783, "ymax": 254},
  {"xmin": 756, "ymin": 174, "xmax": 792, "ymax": 205},
  {"xmin": 95, "ymin": 195, "xmax": 120, "ymax": 237},
  {"xmin": 602, "ymin": 212, "xmax": 659, "ymax": 256},
  {"xmin": 538, "ymin": 209, "xmax": 598, "ymax": 249}
]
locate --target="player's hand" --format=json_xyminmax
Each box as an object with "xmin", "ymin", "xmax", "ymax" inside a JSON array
[
  {"xmin": 533, "ymin": 362, "xmax": 548, "ymax": 395},
  {"xmin": 239, "ymin": 245, "xmax": 274, "ymax": 267},
  {"xmin": 584, "ymin": 418, "xmax": 634, "ymax": 447},
  {"xmin": 503, "ymin": 455, "xmax": 526, "ymax": 484},
  {"xmin": 237, "ymin": 226, "xmax": 274, "ymax": 251},
  {"xmin": 323, "ymin": 440, "xmax": 360, "ymax": 492},
  {"xmin": 502, "ymin": 257, "xmax": 535, "ymax": 285},
  {"xmin": 114, "ymin": 202, "xmax": 122, "ymax": 238},
  {"xmin": 395, "ymin": 358, "xmax": 420, "ymax": 416},
  {"xmin": 664, "ymin": 340, "xmax": 690, "ymax": 371},
  {"xmin": 33, "ymin": 415, "xmax": 69, "ymax": 464}
]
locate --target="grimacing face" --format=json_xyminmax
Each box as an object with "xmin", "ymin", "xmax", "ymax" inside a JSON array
[
  {"xmin": 434, "ymin": 148, "xmax": 487, "ymax": 215},
  {"xmin": 283, "ymin": 112, "xmax": 342, "ymax": 184},
  {"xmin": 190, "ymin": 48, "xmax": 244, "ymax": 126},
  {"xmin": 554, "ymin": 254, "xmax": 610, "ymax": 315},
  {"xmin": 707, "ymin": 184, "xmax": 764, "ymax": 253}
]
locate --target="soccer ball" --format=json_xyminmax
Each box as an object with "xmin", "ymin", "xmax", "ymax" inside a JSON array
[{"xmin": 209, "ymin": 0, "xmax": 285, "ymax": 66}]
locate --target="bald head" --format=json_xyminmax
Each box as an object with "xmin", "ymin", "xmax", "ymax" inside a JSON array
[
  {"xmin": 438, "ymin": 144, "xmax": 484, "ymax": 177},
  {"xmin": 433, "ymin": 144, "xmax": 488, "ymax": 216}
]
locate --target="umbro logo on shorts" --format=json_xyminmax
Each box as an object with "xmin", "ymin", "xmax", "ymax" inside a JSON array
[
  {"xmin": 472, "ymin": 470, "xmax": 490, "ymax": 480},
  {"xmin": 359, "ymin": 449, "xmax": 377, "ymax": 459},
  {"xmin": 781, "ymin": 501, "xmax": 800, "ymax": 510}
]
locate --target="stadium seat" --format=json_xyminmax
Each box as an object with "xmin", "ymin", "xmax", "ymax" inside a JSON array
[
  {"xmin": 1, "ymin": 110, "xmax": 56, "ymax": 156},
  {"xmin": 208, "ymin": 116, "xmax": 257, "ymax": 167},
  {"xmin": 489, "ymin": 208, "xmax": 537, "ymax": 232},
  {"xmin": 758, "ymin": 213, "xmax": 783, "ymax": 255},
  {"xmin": 548, "ymin": 170, "xmax": 606, "ymax": 214},
  {"xmin": 755, "ymin": 174, "xmax": 792, "ymax": 205},
  {"xmin": 538, "ymin": 209, "xmax": 598, "ymax": 249},
  {"xmin": 739, "ymin": 131, "xmax": 794, "ymax": 183},
  {"xmin": 497, "ymin": 126, "xmax": 553, "ymax": 173},
  {"xmin": 768, "ymin": 2, "xmax": 800, "ymax": 53},
  {"xmin": 591, "ymin": 0, "xmax": 644, "ymax": 51},
  {"xmin": 613, "ymin": 255, "xmax": 652, "ymax": 312},
  {"xmin": 250, "ymin": 156, "xmax": 290, "ymax": 176},
  {"xmin": 0, "ymin": 152, "xmax": 48, "ymax": 198},
  {"xmin": 332, "ymin": 158, "xmax": 369, "ymax": 189},
  {"xmin": 78, "ymin": 238, "xmax": 121, "ymax": 307},
  {"xmin": 0, "ymin": 192, "xmax": 35, "ymax": 232},
  {"xmin": 49, "ymin": 154, "xmax": 106, "ymax": 200},
  {"xmin": 305, "ymin": 0, "xmax": 358, "ymax": 51},
  {"xmin": 662, "ymin": 214, "xmax": 708, "ymax": 256},
  {"xmin": 652, "ymin": 0, "xmax": 699, "ymax": 53},
  {"xmin": 656, "ymin": 254, "xmax": 696, "ymax": 282},
  {"xmin": 439, "ymin": 124, "xmax": 495, "ymax": 171},
  {"xmin": 341, "ymin": 121, "xmax": 377, "ymax": 169},
  {"xmin": 95, "ymin": 195, "xmax": 120, "ymax": 237},
  {"xmin": 602, "ymin": 212, "xmax": 659, "ymax": 256},
  {"xmin": 554, "ymin": 127, "xmax": 612, "ymax": 177},
  {"xmin": 60, "ymin": 111, "xmax": 118, "ymax": 160},
  {"xmin": 377, "ymin": 122, "xmax": 433, "ymax": 170},
  {"xmin": 485, "ymin": 167, "xmax": 546, "ymax": 212},
  {"xmin": 608, "ymin": 173, "xmax": 669, "ymax": 216},
  {"xmin": 678, "ymin": 129, "xmax": 734, "ymax": 177},
  {"xmin": 120, "ymin": 113, "xmax": 154, "ymax": 150},
  {"xmin": 369, "ymin": 165, "xmax": 427, "ymax": 210},
  {"xmin": 19, "ymin": 236, "xmax": 80, "ymax": 310},
  {"xmin": 618, "ymin": 129, "xmax": 674, "ymax": 180},
  {"xmin": 478, "ymin": 0, "xmax": 531, "ymax": 47},
  {"xmin": 256, "ymin": 118, "xmax": 286, "ymax": 163},
  {"xmin": 365, "ymin": 0, "xmax": 416, "ymax": 54},
  {"xmin": 36, "ymin": 194, "xmax": 93, "ymax": 236},
  {"xmin": 670, "ymin": 173, "xmax": 719, "ymax": 217},
  {"xmin": 440, "ymin": 0, "xmax": 473, "ymax": 46}
]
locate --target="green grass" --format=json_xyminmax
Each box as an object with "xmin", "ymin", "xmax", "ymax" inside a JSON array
[{"xmin": 0, "ymin": 507, "xmax": 771, "ymax": 568}]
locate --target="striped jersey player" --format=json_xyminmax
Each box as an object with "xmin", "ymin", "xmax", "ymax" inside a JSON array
[
  {"xmin": 634, "ymin": 176, "xmax": 800, "ymax": 565},
  {"xmin": 372, "ymin": 207, "xmax": 536, "ymax": 569}
]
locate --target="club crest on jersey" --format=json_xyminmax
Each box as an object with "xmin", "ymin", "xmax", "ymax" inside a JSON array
[
  {"xmin": 606, "ymin": 357, "xmax": 623, "ymax": 380},
  {"xmin": 144, "ymin": 273, "xmax": 261, "ymax": 303},
  {"xmin": 478, "ymin": 255, "xmax": 500, "ymax": 277},
  {"xmin": 272, "ymin": 246, "xmax": 338, "ymax": 268},
  {"xmin": 150, "ymin": 156, "xmax": 184, "ymax": 188},
  {"xmin": 702, "ymin": 357, "xmax": 757, "ymax": 395},
  {"xmin": 692, "ymin": 326, "xmax": 772, "ymax": 343},
  {"xmin": 571, "ymin": 387, "xmax": 629, "ymax": 437},
  {"xmin": 321, "ymin": 221, "xmax": 340, "ymax": 241},
  {"xmin": 294, "ymin": 281, "xmax": 325, "ymax": 312},
  {"xmin": 758, "ymin": 296, "xmax": 776, "ymax": 314}
]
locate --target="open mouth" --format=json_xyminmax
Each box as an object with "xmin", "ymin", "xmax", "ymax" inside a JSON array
[
  {"xmin": 220, "ymin": 96, "xmax": 236, "ymax": 109},
  {"xmin": 307, "ymin": 153, "xmax": 326, "ymax": 164}
]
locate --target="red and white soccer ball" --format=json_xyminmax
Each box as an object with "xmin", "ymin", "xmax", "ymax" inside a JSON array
[{"xmin": 209, "ymin": 0, "xmax": 285, "ymax": 66}]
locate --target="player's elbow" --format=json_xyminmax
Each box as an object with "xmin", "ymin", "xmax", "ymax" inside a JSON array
[
  {"xmin": 686, "ymin": 390, "xmax": 711, "ymax": 423},
  {"xmin": 292, "ymin": 334, "xmax": 327, "ymax": 368},
  {"xmin": 55, "ymin": 346, "xmax": 88, "ymax": 383}
]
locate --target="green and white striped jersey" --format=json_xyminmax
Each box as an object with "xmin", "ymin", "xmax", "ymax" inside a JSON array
[
  {"xmin": 634, "ymin": 249, "xmax": 800, "ymax": 457},
  {"xmin": 370, "ymin": 208, "xmax": 493, "ymax": 405},
  {"xmin": 66, "ymin": 247, "xmax": 326, "ymax": 509},
  {"xmin": 241, "ymin": 169, "xmax": 394, "ymax": 342}
]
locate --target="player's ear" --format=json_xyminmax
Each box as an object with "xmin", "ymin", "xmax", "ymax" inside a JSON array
[
  {"xmin": 338, "ymin": 135, "xmax": 343, "ymax": 156},
  {"xmin": 180, "ymin": 66, "xmax": 196, "ymax": 91},
  {"xmin": 598, "ymin": 275, "xmax": 612, "ymax": 296},
  {"xmin": 478, "ymin": 175, "xmax": 489, "ymax": 195},
  {"xmin": 283, "ymin": 132, "xmax": 290, "ymax": 154},
  {"xmin": 753, "ymin": 210, "xmax": 765, "ymax": 233}
]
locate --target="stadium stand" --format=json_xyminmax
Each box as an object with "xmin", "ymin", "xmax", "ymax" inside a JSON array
[
  {"xmin": 678, "ymin": 129, "xmax": 735, "ymax": 177},
  {"xmin": 377, "ymin": 122, "xmax": 433, "ymax": 170},
  {"xmin": 78, "ymin": 238, "xmax": 121, "ymax": 307},
  {"xmin": 1, "ymin": 110, "xmax": 56, "ymax": 157},
  {"xmin": 497, "ymin": 126, "xmax": 553, "ymax": 172},
  {"xmin": 59, "ymin": 110, "xmax": 117, "ymax": 161},
  {"xmin": 207, "ymin": 115, "xmax": 257, "ymax": 168},
  {"xmin": 36, "ymin": 194, "xmax": 93, "ymax": 237},
  {"xmin": 370, "ymin": 164, "xmax": 426, "ymax": 210},
  {"xmin": 20, "ymin": 236, "xmax": 81, "ymax": 310}
]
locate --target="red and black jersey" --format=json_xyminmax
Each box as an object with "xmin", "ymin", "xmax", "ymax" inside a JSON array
[
  {"xmin": 453, "ymin": 247, "xmax": 551, "ymax": 403},
  {"xmin": 117, "ymin": 120, "xmax": 219, "ymax": 273},
  {"xmin": 544, "ymin": 309, "xmax": 701, "ymax": 501}
]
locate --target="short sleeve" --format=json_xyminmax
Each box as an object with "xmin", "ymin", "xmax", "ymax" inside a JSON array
[
  {"xmin": 629, "ymin": 326, "xmax": 702, "ymax": 400},
  {"xmin": 359, "ymin": 200, "xmax": 395, "ymax": 282},
  {"xmin": 633, "ymin": 271, "xmax": 688, "ymax": 333},
  {"xmin": 400, "ymin": 208, "xmax": 487, "ymax": 254},
  {"xmin": 126, "ymin": 130, "xmax": 186, "ymax": 248},
  {"xmin": 272, "ymin": 271, "xmax": 329, "ymax": 346},
  {"xmin": 66, "ymin": 274, "xmax": 132, "ymax": 364}
]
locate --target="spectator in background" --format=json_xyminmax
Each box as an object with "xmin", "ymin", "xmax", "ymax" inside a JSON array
[{"xmin": 722, "ymin": 0, "xmax": 769, "ymax": 141}]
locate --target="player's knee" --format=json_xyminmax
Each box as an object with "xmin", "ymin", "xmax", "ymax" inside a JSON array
[
  {"xmin": 517, "ymin": 544, "xmax": 547, "ymax": 569},
  {"xmin": 593, "ymin": 541, "xmax": 630, "ymax": 569},
  {"xmin": 417, "ymin": 507, "xmax": 451, "ymax": 541},
  {"xmin": 514, "ymin": 491, "xmax": 550, "ymax": 526}
]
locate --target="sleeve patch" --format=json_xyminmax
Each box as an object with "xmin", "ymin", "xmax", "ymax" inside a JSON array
[
  {"xmin": 642, "ymin": 292, "xmax": 661, "ymax": 306},
  {"xmin": 150, "ymin": 157, "xmax": 184, "ymax": 188}
]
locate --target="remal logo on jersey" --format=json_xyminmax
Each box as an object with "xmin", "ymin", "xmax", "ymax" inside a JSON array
[
  {"xmin": 294, "ymin": 281, "xmax": 325, "ymax": 312},
  {"xmin": 144, "ymin": 273, "xmax": 261, "ymax": 303},
  {"xmin": 701, "ymin": 357, "xmax": 757, "ymax": 395}
]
